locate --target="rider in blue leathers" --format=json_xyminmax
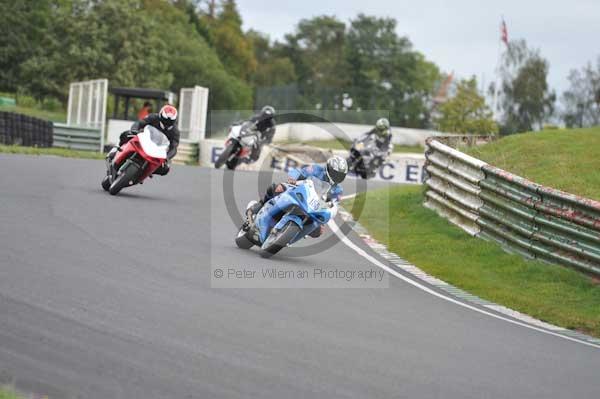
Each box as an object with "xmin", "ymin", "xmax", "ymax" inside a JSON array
[
  {"xmin": 246, "ymin": 156, "xmax": 348, "ymax": 237},
  {"xmin": 287, "ymin": 164, "xmax": 344, "ymax": 201}
]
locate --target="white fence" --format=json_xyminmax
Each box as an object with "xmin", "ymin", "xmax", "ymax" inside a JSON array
[
  {"xmin": 66, "ymin": 79, "xmax": 108, "ymax": 151},
  {"xmin": 178, "ymin": 86, "xmax": 209, "ymax": 141}
]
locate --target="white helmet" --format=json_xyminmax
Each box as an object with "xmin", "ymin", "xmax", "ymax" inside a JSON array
[
  {"xmin": 375, "ymin": 117, "xmax": 390, "ymax": 136},
  {"xmin": 159, "ymin": 104, "xmax": 178, "ymax": 131}
]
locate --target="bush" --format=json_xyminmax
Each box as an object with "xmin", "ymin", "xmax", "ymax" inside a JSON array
[
  {"xmin": 15, "ymin": 92, "xmax": 37, "ymax": 108},
  {"xmin": 41, "ymin": 97, "xmax": 63, "ymax": 112}
]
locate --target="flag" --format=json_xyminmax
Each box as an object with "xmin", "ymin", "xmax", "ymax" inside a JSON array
[{"xmin": 500, "ymin": 18, "xmax": 508, "ymax": 46}]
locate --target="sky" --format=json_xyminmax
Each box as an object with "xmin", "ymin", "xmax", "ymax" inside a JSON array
[{"xmin": 237, "ymin": 0, "xmax": 600, "ymax": 96}]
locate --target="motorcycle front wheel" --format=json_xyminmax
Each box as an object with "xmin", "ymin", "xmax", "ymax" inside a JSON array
[
  {"xmin": 235, "ymin": 226, "xmax": 254, "ymax": 249},
  {"xmin": 101, "ymin": 175, "xmax": 111, "ymax": 191},
  {"xmin": 214, "ymin": 142, "xmax": 239, "ymax": 169},
  {"xmin": 260, "ymin": 222, "xmax": 301, "ymax": 258},
  {"xmin": 109, "ymin": 161, "xmax": 140, "ymax": 195}
]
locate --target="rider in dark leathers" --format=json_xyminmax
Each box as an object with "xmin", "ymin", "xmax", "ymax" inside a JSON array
[
  {"xmin": 359, "ymin": 117, "xmax": 393, "ymax": 159},
  {"xmin": 110, "ymin": 105, "xmax": 180, "ymax": 176},
  {"xmin": 243, "ymin": 105, "xmax": 276, "ymax": 161}
]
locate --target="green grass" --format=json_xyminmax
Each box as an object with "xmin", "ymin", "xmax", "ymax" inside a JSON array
[
  {"xmin": 282, "ymin": 139, "xmax": 424, "ymax": 154},
  {"xmin": 0, "ymin": 144, "xmax": 104, "ymax": 160},
  {"xmin": 0, "ymin": 387, "xmax": 23, "ymax": 399},
  {"xmin": 345, "ymin": 185, "xmax": 600, "ymax": 337},
  {"xmin": 0, "ymin": 104, "xmax": 66, "ymax": 123},
  {"xmin": 463, "ymin": 127, "xmax": 600, "ymax": 200}
]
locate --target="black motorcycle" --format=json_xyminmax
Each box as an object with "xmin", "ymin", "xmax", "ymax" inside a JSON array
[{"xmin": 347, "ymin": 136, "xmax": 384, "ymax": 179}]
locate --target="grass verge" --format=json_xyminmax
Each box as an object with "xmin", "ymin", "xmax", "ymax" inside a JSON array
[
  {"xmin": 463, "ymin": 127, "xmax": 600, "ymax": 200},
  {"xmin": 0, "ymin": 144, "xmax": 104, "ymax": 160},
  {"xmin": 282, "ymin": 139, "xmax": 424, "ymax": 154},
  {"xmin": 0, "ymin": 105, "xmax": 66, "ymax": 123},
  {"xmin": 0, "ymin": 387, "xmax": 23, "ymax": 399},
  {"xmin": 345, "ymin": 185, "xmax": 600, "ymax": 337}
]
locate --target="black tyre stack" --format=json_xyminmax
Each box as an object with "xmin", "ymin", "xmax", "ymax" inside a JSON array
[{"xmin": 0, "ymin": 112, "xmax": 53, "ymax": 147}]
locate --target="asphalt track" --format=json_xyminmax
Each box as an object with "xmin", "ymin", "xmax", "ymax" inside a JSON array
[{"xmin": 1, "ymin": 154, "xmax": 599, "ymax": 399}]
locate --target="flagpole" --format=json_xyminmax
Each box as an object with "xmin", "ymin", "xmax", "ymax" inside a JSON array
[{"xmin": 492, "ymin": 16, "xmax": 507, "ymax": 119}]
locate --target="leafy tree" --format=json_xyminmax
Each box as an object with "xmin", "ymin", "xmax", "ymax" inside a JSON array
[
  {"xmin": 15, "ymin": 0, "xmax": 172, "ymax": 101},
  {"xmin": 282, "ymin": 16, "xmax": 348, "ymax": 91},
  {"xmin": 561, "ymin": 57, "xmax": 600, "ymax": 128},
  {"xmin": 0, "ymin": 0, "xmax": 53, "ymax": 93},
  {"xmin": 496, "ymin": 39, "xmax": 555, "ymax": 134},
  {"xmin": 171, "ymin": 0, "xmax": 212, "ymax": 44},
  {"xmin": 345, "ymin": 14, "xmax": 440, "ymax": 127},
  {"xmin": 203, "ymin": 0, "xmax": 257, "ymax": 81},
  {"xmin": 247, "ymin": 30, "xmax": 296, "ymax": 87},
  {"xmin": 142, "ymin": 0, "xmax": 251, "ymax": 108},
  {"xmin": 435, "ymin": 77, "xmax": 498, "ymax": 134}
]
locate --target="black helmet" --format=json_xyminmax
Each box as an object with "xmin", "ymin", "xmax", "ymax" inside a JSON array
[
  {"xmin": 159, "ymin": 104, "xmax": 178, "ymax": 131},
  {"xmin": 325, "ymin": 156, "xmax": 348, "ymax": 185},
  {"xmin": 375, "ymin": 117, "xmax": 390, "ymax": 137},
  {"xmin": 260, "ymin": 105, "xmax": 275, "ymax": 119}
]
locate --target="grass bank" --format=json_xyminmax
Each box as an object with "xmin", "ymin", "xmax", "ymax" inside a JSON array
[
  {"xmin": 0, "ymin": 144, "xmax": 104, "ymax": 160},
  {"xmin": 0, "ymin": 387, "xmax": 23, "ymax": 399},
  {"xmin": 346, "ymin": 185, "xmax": 600, "ymax": 337},
  {"xmin": 463, "ymin": 127, "xmax": 600, "ymax": 200},
  {"xmin": 0, "ymin": 104, "xmax": 66, "ymax": 123},
  {"xmin": 282, "ymin": 139, "xmax": 424, "ymax": 154}
]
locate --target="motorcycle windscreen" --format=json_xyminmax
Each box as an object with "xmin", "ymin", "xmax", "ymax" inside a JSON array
[
  {"xmin": 303, "ymin": 177, "xmax": 332, "ymax": 211},
  {"xmin": 139, "ymin": 126, "xmax": 169, "ymax": 159}
]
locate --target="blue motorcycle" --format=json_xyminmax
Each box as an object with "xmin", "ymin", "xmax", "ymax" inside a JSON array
[{"xmin": 235, "ymin": 176, "xmax": 338, "ymax": 258}]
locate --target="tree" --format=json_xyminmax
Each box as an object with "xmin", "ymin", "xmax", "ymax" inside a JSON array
[
  {"xmin": 435, "ymin": 77, "xmax": 498, "ymax": 134},
  {"xmin": 142, "ymin": 0, "xmax": 252, "ymax": 109},
  {"xmin": 561, "ymin": 57, "xmax": 600, "ymax": 128},
  {"xmin": 203, "ymin": 0, "xmax": 257, "ymax": 81},
  {"xmin": 496, "ymin": 39, "xmax": 555, "ymax": 134},
  {"xmin": 0, "ymin": 0, "xmax": 53, "ymax": 93},
  {"xmin": 345, "ymin": 14, "xmax": 440, "ymax": 128},
  {"xmin": 247, "ymin": 30, "xmax": 296, "ymax": 86},
  {"xmin": 16, "ymin": 0, "xmax": 173, "ymax": 101},
  {"xmin": 282, "ymin": 16, "xmax": 348, "ymax": 90}
]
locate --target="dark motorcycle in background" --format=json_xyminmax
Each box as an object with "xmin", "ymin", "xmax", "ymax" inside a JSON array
[
  {"xmin": 346, "ymin": 136, "xmax": 384, "ymax": 179},
  {"xmin": 101, "ymin": 126, "xmax": 169, "ymax": 195},
  {"xmin": 214, "ymin": 122, "xmax": 259, "ymax": 170}
]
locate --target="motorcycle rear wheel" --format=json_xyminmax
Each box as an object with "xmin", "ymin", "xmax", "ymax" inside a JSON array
[{"xmin": 260, "ymin": 222, "xmax": 301, "ymax": 258}]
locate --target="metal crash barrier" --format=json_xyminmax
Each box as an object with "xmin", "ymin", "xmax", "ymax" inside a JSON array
[
  {"xmin": 424, "ymin": 138, "xmax": 600, "ymax": 276},
  {"xmin": 53, "ymin": 123, "xmax": 102, "ymax": 151}
]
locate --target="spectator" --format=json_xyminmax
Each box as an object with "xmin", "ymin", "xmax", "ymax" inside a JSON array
[{"xmin": 137, "ymin": 101, "xmax": 152, "ymax": 120}]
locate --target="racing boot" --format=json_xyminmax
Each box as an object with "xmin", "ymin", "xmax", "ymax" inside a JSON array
[{"xmin": 243, "ymin": 200, "xmax": 263, "ymax": 230}]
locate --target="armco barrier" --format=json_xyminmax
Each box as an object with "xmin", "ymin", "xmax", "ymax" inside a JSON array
[
  {"xmin": 53, "ymin": 123, "xmax": 101, "ymax": 151},
  {"xmin": 424, "ymin": 138, "xmax": 600, "ymax": 276},
  {"xmin": 423, "ymin": 139, "xmax": 486, "ymax": 235}
]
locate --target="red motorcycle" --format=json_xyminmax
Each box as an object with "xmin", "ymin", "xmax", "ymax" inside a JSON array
[{"xmin": 101, "ymin": 125, "xmax": 170, "ymax": 195}]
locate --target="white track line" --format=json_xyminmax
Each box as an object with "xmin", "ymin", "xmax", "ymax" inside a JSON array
[{"xmin": 327, "ymin": 220, "xmax": 600, "ymax": 350}]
